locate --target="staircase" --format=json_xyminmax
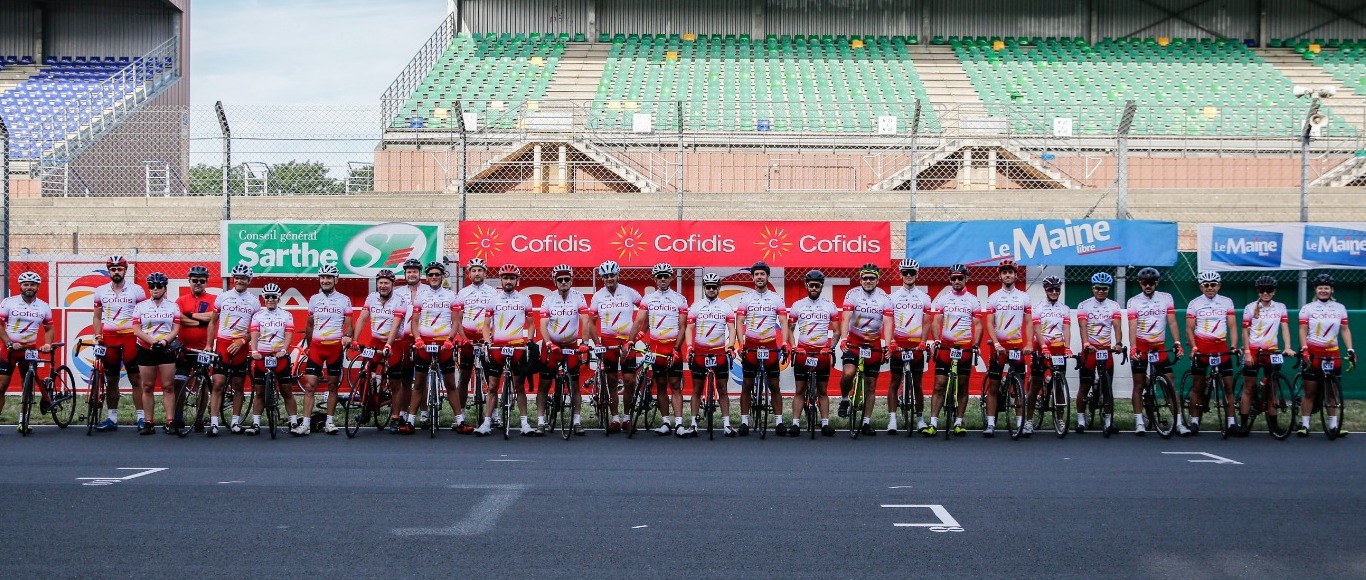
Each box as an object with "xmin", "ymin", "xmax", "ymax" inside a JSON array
[
  {"xmin": 871, "ymin": 141, "xmax": 1073, "ymax": 190},
  {"xmin": 463, "ymin": 140, "xmax": 662, "ymax": 193},
  {"xmin": 908, "ymin": 45, "xmax": 984, "ymax": 108},
  {"xmin": 1312, "ymin": 155, "xmax": 1366, "ymax": 187},
  {"xmin": 1256, "ymin": 48, "xmax": 1366, "ymax": 133},
  {"xmin": 544, "ymin": 43, "xmax": 607, "ymax": 103}
]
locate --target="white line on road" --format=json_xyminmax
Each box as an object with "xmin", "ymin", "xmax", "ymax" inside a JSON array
[
  {"xmin": 632, "ymin": 525, "xmax": 648, "ymax": 529},
  {"xmin": 887, "ymin": 486, "xmax": 914, "ymax": 489},
  {"xmin": 1161, "ymin": 451, "xmax": 1243, "ymax": 465},
  {"xmin": 77, "ymin": 468, "xmax": 167, "ymax": 486},
  {"xmin": 392, "ymin": 484, "xmax": 528, "ymax": 537},
  {"xmin": 883, "ymin": 504, "xmax": 964, "ymax": 532},
  {"xmin": 486, "ymin": 459, "xmax": 531, "ymax": 462}
]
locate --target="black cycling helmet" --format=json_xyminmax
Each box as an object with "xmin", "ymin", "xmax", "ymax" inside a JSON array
[
  {"xmin": 1313, "ymin": 273, "xmax": 1335, "ymax": 288},
  {"xmin": 948, "ymin": 264, "xmax": 969, "ymax": 276},
  {"xmin": 1042, "ymin": 276, "xmax": 1063, "ymax": 290},
  {"xmin": 1255, "ymin": 275, "xmax": 1277, "ymax": 290},
  {"xmin": 146, "ymin": 272, "xmax": 169, "ymax": 286},
  {"xmin": 750, "ymin": 261, "xmax": 771, "ymax": 275},
  {"xmin": 1136, "ymin": 267, "xmax": 1160, "ymax": 282},
  {"xmin": 376, "ymin": 269, "xmax": 396, "ymax": 282},
  {"xmin": 187, "ymin": 265, "xmax": 210, "ymax": 279},
  {"xmin": 402, "ymin": 258, "xmax": 423, "ymax": 271},
  {"xmin": 804, "ymin": 269, "xmax": 826, "ymax": 284}
]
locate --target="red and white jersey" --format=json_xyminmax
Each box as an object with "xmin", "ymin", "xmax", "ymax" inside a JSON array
[
  {"xmin": 887, "ymin": 286, "xmax": 932, "ymax": 345},
  {"xmin": 213, "ymin": 289, "xmax": 260, "ymax": 341},
  {"xmin": 93, "ymin": 282, "xmax": 146, "ymax": 334},
  {"xmin": 308, "ymin": 290, "xmax": 352, "ymax": 344},
  {"xmin": 250, "ymin": 307, "xmax": 294, "ymax": 354},
  {"xmin": 688, "ymin": 296, "xmax": 735, "ymax": 350},
  {"xmin": 1187, "ymin": 294, "xmax": 1236, "ymax": 351},
  {"xmin": 540, "ymin": 290, "xmax": 589, "ymax": 344},
  {"xmin": 1300, "ymin": 299, "xmax": 1350, "ymax": 352},
  {"xmin": 0, "ymin": 296, "xmax": 52, "ymax": 345},
  {"xmin": 984, "ymin": 286, "xmax": 1031, "ymax": 348},
  {"xmin": 363, "ymin": 292, "xmax": 410, "ymax": 340},
  {"xmin": 789, "ymin": 296, "xmax": 840, "ymax": 349},
  {"xmin": 735, "ymin": 289, "xmax": 787, "ymax": 344},
  {"xmin": 842, "ymin": 287, "xmax": 891, "ymax": 345},
  {"xmin": 639, "ymin": 289, "xmax": 688, "ymax": 343},
  {"xmin": 1077, "ymin": 297, "xmax": 1123, "ymax": 349},
  {"xmin": 930, "ymin": 288, "xmax": 981, "ymax": 347},
  {"xmin": 1243, "ymin": 300, "xmax": 1288, "ymax": 350},
  {"xmin": 132, "ymin": 298, "xmax": 179, "ymax": 347},
  {"xmin": 413, "ymin": 287, "xmax": 459, "ymax": 340},
  {"xmin": 591, "ymin": 285, "xmax": 642, "ymax": 341},
  {"xmin": 485, "ymin": 289, "xmax": 534, "ymax": 346},
  {"xmin": 454, "ymin": 282, "xmax": 495, "ymax": 336},
  {"xmin": 1127, "ymin": 291, "xmax": 1176, "ymax": 347},
  {"xmin": 1032, "ymin": 299, "xmax": 1071, "ymax": 350}
]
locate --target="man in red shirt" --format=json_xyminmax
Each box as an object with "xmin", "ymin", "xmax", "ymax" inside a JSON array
[{"xmin": 174, "ymin": 266, "xmax": 215, "ymax": 424}]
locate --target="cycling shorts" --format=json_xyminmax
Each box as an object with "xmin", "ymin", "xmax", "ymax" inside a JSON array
[
  {"xmin": 305, "ymin": 342, "xmax": 345, "ymax": 378},
  {"xmin": 136, "ymin": 344, "xmax": 178, "ymax": 368},
  {"xmin": 414, "ymin": 341, "xmax": 457, "ymax": 375},
  {"xmin": 933, "ymin": 346, "xmax": 974, "ymax": 378},
  {"xmin": 642, "ymin": 341, "xmax": 683, "ymax": 379},
  {"xmin": 688, "ymin": 348, "xmax": 729, "ymax": 379},
  {"xmin": 888, "ymin": 346, "xmax": 927, "ymax": 376},
  {"xmin": 213, "ymin": 339, "xmax": 252, "ymax": 378},
  {"xmin": 597, "ymin": 338, "xmax": 638, "ymax": 374},
  {"xmin": 791, "ymin": 348, "xmax": 833, "ymax": 383},
  {"xmin": 740, "ymin": 341, "xmax": 782, "ymax": 378},
  {"xmin": 252, "ymin": 353, "xmax": 297, "ymax": 384},
  {"xmin": 1241, "ymin": 349, "xmax": 1284, "ymax": 378},
  {"xmin": 841, "ymin": 342, "xmax": 885, "ymax": 377},
  {"xmin": 1132, "ymin": 346, "xmax": 1174, "ymax": 376},
  {"xmin": 541, "ymin": 344, "xmax": 585, "ymax": 379},
  {"xmin": 986, "ymin": 349, "xmax": 1029, "ymax": 381},
  {"xmin": 99, "ymin": 333, "xmax": 139, "ymax": 376}
]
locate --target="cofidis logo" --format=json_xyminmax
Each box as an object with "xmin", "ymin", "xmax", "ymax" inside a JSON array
[
  {"xmin": 1210, "ymin": 226, "xmax": 1282, "ymax": 267},
  {"xmin": 1303, "ymin": 224, "xmax": 1366, "ymax": 268}
]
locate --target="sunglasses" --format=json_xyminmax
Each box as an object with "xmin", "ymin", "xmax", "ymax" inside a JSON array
[
  {"xmin": 704, "ymin": 285, "xmax": 719, "ymax": 290},
  {"xmin": 948, "ymin": 276, "xmax": 966, "ymax": 282},
  {"xmin": 806, "ymin": 282, "xmax": 823, "ymax": 288},
  {"xmin": 900, "ymin": 270, "xmax": 918, "ymax": 276},
  {"xmin": 189, "ymin": 278, "xmax": 208, "ymax": 284},
  {"xmin": 148, "ymin": 283, "xmax": 167, "ymax": 289},
  {"xmin": 555, "ymin": 277, "xmax": 572, "ymax": 283},
  {"xmin": 1046, "ymin": 287, "xmax": 1061, "ymax": 292},
  {"xmin": 263, "ymin": 295, "xmax": 280, "ymax": 300},
  {"xmin": 1140, "ymin": 280, "xmax": 1157, "ymax": 286},
  {"xmin": 1092, "ymin": 286, "xmax": 1110, "ymax": 291},
  {"xmin": 655, "ymin": 274, "xmax": 673, "ymax": 280},
  {"xmin": 860, "ymin": 276, "xmax": 879, "ymax": 282},
  {"xmin": 1202, "ymin": 282, "xmax": 1220, "ymax": 288},
  {"xmin": 108, "ymin": 267, "xmax": 126, "ymax": 272},
  {"xmin": 500, "ymin": 275, "xmax": 518, "ymax": 279}
]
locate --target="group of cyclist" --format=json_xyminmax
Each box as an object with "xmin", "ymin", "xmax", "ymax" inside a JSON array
[{"xmin": 0, "ymin": 254, "xmax": 1354, "ymax": 440}]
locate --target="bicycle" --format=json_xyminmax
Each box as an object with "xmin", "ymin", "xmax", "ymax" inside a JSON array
[
  {"xmin": 894, "ymin": 347, "xmax": 926, "ymax": 439},
  {"xmin": 1031, "ymin": 352, "xmax": 1072, "ymax": 438},
  {"xmin": 627, "ymin": 347, "xmax": 663, "ymax": 439},
  {"xmin": 1080, "ymin": 347, "xmax": 1126, "ymax": 438},
  {"xmin": 845, "ymin": 345, "xmax": 875, "ymax": 439},
  {"xmin": 1297, "ymin": 353, "xmax": 1355, "ymax": 440},
  {"xmin": 546, "ymin": 346, "xmax": 582, "ymax": 441},
  {"xmin": 582, "ymin": 346, "xmax": 611, "ymax": 436},
  {"xmin": 1237, "ymin": 349, "xmax": 1294, "ymax": 440},
  {"xmin": 1179, "ymin": 350, "xmax": 1241, "ymax": 439},
  {"xmin": 744, "ymin": 346, "xmax": 779, "ymax": 440},
  {"xmin": 342, "ymin": 345, "xmax": 390, "ymax": 438},
  {"xmin": 1136, "ymin": 348, "xmax": 1182, "ymax": 439},
  {"xmin": 979, "ymin": 348, "xmax": 1028, "ymax": 440},
  {"xmin": 936, "ymin": 345, "xmax": 976, "ymax": 440},
  {"xmin": 245, "ymin": 353, "xmax": 288, "ymax": 439},
  {"xmin": 467, "ymin": 343, "xmax": 489, "ymax": 432},
  {"xmin": 78, "ymin": 341, "xmax": 116, "ymax": 435},
  {"xmin": 795, "ymin": 348, "xmax": 831, "ymax": 440},
  {"xmin": 178, "ymin": 348, "xmax": 219, "ymax": 437},
  {"xmin": 16, "ymin": 342, "xmax": 74, "ymax": 435},
  {"xmin": 423, "ymin": 343, "xmax": 448, "ymax": 438},
  {"xmin": 491, "ymin": 345, "xmax": 528, "ymax": 440}
]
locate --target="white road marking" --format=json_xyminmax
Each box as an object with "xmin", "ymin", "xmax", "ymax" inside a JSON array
[
  {"xmin": 632, "ymin": 525, "xmax": 648, "ymax": 529},
  {"xmin": 1161, "ymin": 451, "xmax": 1243, "ymax": 465},
  {"xmin": 883, "ymin": 504, "xmax": 964, "ymax": 532},
  {"xmin": 218, "ymin": 481, "xmax": 244, "ymax": 484},
  {"xmin": 487, "ymin": 459, "xmax": 531, "ymax": 462},
  {"xmin": 392, "ymin": 484, "xmax": 528, "ymax": 536},
  {"xmin": 887, "ymin": 486, "xmax": 914, "ymax": 489},
  {"xmin": 77, "ymin": 467, "xmax": 167, "ymax": 486}
]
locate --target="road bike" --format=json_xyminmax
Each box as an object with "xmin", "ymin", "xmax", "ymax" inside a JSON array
[
  {"xmin": 1030, "ymin": 352, "xmax": 1072, "ymax": 438},
  {"xmin": 546, "ymin": 345, "xmax": 583, "ymax": 441},
  {"xmin": 937, "ymin": 345, "xmax": 976, "ymax": 440},
  {"xmin": 178, "ymin": 348, "xmax": 218, "ymax": 436},
  {"xmin": 16, "ymin": 342, "xmax": 74, "ymax": 435},
  {"xmin": 342, "ymin": 345, "xmax": 391, "ymax": 438},
  {"xmin": 582, "ymin": 345, "xmax": 611, "ymax": 436},
  {"xmin": 744, "ymin": 346, "xmax": 779, "ymax": 440},
  {"xmin": 1080, "ymin": 347, "xmax": 1126, "ymax": 438},
  {"xmin": 1179, "ymin": 351, "xmax": 1240, "ymax": 439},
  {"xmin": 894, "ymin": 347, "xmax": 926, "ymax": 438},
  {"xmin": 1236, "ymin": 349, "xmax": 1294, "ymax": 440},
  {"xmin": 627, "ymin": 346, "xmax": 664, "ymax": 438},
  {"xmin": 78, "ymin": 341, "xmax": 116, "ymax": 435},
  {"xmin": 1136, "ymin": 348, "xmax": 1181, "ymax": 439},
  {"xmin": 979, "ymin": 348, "xmax": 1027, "ymax": 440}
]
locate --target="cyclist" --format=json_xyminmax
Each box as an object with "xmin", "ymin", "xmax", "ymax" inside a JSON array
[
  {"xmin": 351, "ymin": 268, "xmax": 408, "ymax": 428},
  {"xmin": 1184, "ymin": 270, "xmax": 1238, "ymax": 436},
  {"xmin": 245, "ymin": 283, "xmax": 298, "ymax": 435},
  {"xmin": 885, "ymin": 258, "xmax": 931, "ymax": 435},
  {"xmin": 131, "ymin": 272, "xmax": 181, "ymax": 435},
  {"xmin": 1239, "ymin": 275, "xmax": 1294, "ymax": 437},
  {"xmin": 536, "ymin": 264, "xmax": 591, "ymax": 436},
  {"xmin": 0, "ymin": 272, "xmax": 55, "ymax": 433},
  {"xmin": 295, "ymin": 264, "xmax": 353, "ymax": 436},
  {"xmin": 474, "ymin": 264, "xmax": 536, "ymax": 436},
  {"xmin": 1028, "ymin": 275, "xmax": 1072, "ymax": 436},
  {"xmin": 1126, "ymin": 267, "xmax": 1181, "ymax": 436},
  {"xmin": 925, "ymin": 263, "xmax": 982, "ymax": 436},
  {"xmin": 838, "ymin": 263, "xmax": 892, "ymax": 436},
  {"xmin": 1075, "ymin": 272, "xmax": 1125, "ymax": 435},
  {"xmin": 174, "ymin": 265, "xmax": 214, "ymax": 421},
  {"xmin": 788, "ymin": 269, "xmax": 840, "ymax": 437},
  {"xmin": 212, "ymin": 263, "xmax": 260, "ymax": 435},
  {"xmin": 588, "ymin": 260, "xmax": 641, "ymax": 433},
  {"xmin": 686, "ymin": 272, "xmax": 736, "ymax": 437},
  {"xmin": 981, "ymin": 259, "xmax": 1033, "ymax": 438},
  {"xmin": 452, "ymin": 257, "xmax": 494, "ymax": 434},
  {"xmin": 408, "ymin": 261, "xmax": 463, "ymax": 435},
  {"xmin": 91, "ymin": 255, "xmax": 146, "ymax": 432},
  {"xmin": 391, "ymin": 257, "xmax": 430, "ymax": 432},
  {"xmin": 733, "ymin": 261, "xmax": 790, "ymax": 436},
  {"xmin": 1297, "ymin": 273, "xmax": 1356, "ymax": 437},
  {"xmin": 631, "ymin": 262, "xmax": 688, "ymax": 436}
]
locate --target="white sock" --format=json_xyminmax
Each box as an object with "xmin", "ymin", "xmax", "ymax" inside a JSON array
[
  {"xmin": 888, "ymin": 414, "xmax": 898, "ymax": 429},
  {"xmin": 931, "ymin": 416, "xmax": 939, "ymax": 427},
  {"xmin": 211, "ymin": 416, "xmax": 220, "ymax": 427},
  {"xmin": 231, "ymin": 414, "xmax": 241, "ymax": 426},
  {"xmin": 252, "ymin": 415, "xmax": 261, "ymax": 425},
  {"xmin": 722, "ymin": 416, "xmax": 731, "ymax": 427},
  {"xmin": 1104, "ymin": 414, "xmax": 1112, "ymax": 427},
  {"xmin": 1135, "ymin": 415, "xmax": 1144, "ymax": 428},
  {"xmin": 1302, "ymin": 416, "xmax": 1311, "ymax": 428},
  {"xmin": 419, "ymin": 411, "xmax": 428, "ymax": 420},
  {"xmin": 136, "ymin": 410, "xmax": 145, "ymax": 421},
  {"xmin": 537, "ymin": 416, "xmax": 546, "ymax": 427},
  {"xmin": 520, "ymin": 415, "xmax": 530, "ymax": 427},
  {"xmin": 326, "ymin": 415, "xmax": 335, "ymax": 425},
  {"xmin": 1329, "ymin": 416, "xmax": 1339, "ymax": 429},
  {"xmin": 954, "ymin": 417, "xmax": 963, "ymax": 427},
  {"xmin": 480, "ymin": 417, "xmax": 490, "ymax": 428},
  {"xmin": 108, "ymin": 409, "xmax": 119, "ymax": 422},
  {"xmin": 791, "ymin": 418, "xmax": 799, "ymax": 426},
  {"xmin": 1191, "ymin": 417, "xmax": 1201, "ymax": 426},
  {"xmin": 821, "ymin": 418, "xmax": 829, "ymax": 426},
  {"xmin": 1076, "ymin": 412, "xmax": 1085, "ymax": 425},
  {"xmin": 986, "ymin": 417, "xmax": 995, "ymax": 428},
  {"xmin": 740, "ymin": 415, "xmax": 749, "ymax": 426},
  {"xmin": 288, "ymin": 414, "xmax": 297, "ymax": 424},
  {"xmin": 1227, "ymin": 416, "xmax": 1236, "ymax": 427},
  {"xmin": 862, "ymin": 417, "xmax": 870, "ymax": 425},
  {"xmin": 573, "ymin": 413, "xmax": 581, "ymax": 424}
]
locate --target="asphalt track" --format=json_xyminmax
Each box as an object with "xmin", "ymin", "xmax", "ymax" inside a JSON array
[{"xmin": 1, "ymin": 425, "xmax": 1362, "ymax": 579}]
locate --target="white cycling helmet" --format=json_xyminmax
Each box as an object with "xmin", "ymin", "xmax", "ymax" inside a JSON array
[
  {"xmin": 702, "ymin": 273, "xmax": 722, "ymax": 286},
  {"xmin": 597, "ymin": 260, "xmax": 620, "ymax": 276},
  {"xmin": 230, "ymin": 263, "xmax": 253, "ymax": 279},
  {"xmin": 466, "ymin": 257, "xmax": 487, "ymax": 271},
  {"xmin": 261, "ymin": 283, "xmax": 282, "ymax": 297},
  {"xmin": 17, "ymin": 271, "xmax": 41, "ymax": 284},
  {"xmin": 651, "ymin": 262, "xmax": 674, "ymax": 277},
  {"xmin": 551, "ymin": 264, "xmax": 573, "ymax": 278},
  {"xmin": 1197, "ymin": 271, "xmax": 1222, "ymax": 284},
  {"xmin": 898, "ymin": 258, "xmax": 919, "ymax": 272},
  {"xmin": 318, "ymin": 264, "xmax": 339, "ymax": 277}
]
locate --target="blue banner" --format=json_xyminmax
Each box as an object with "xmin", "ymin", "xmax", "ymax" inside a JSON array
[
  {"xmin": 906, "ymin": 219, "xmax": 1178, "ymax": 267},
  {"xmin": 1198, "ymin": 222, "xmax": 1366, "ymax": 271}
]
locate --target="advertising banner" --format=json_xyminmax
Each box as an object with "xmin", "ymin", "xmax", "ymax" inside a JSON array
[
  {"xmin": 458, "ymin": 221, "xmax": 889, "ymax": 267},
  {"xmin": 1197, "ymin": 222, "xmax": 1366, "ymax": 271},
  {"xmin": 221, "ymin": 221, "xmax": 445, "ymax": 277},
  {"xmin": 906, "ymin": 219, "xmax": 1178, "ymax": 267}
]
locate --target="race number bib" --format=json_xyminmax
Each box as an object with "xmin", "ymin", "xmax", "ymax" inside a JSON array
[
  {"xmin": 1322, "ymin": 359, "xmax": 1335, "ymax": 372},
  {"xmin": 1208, "ymin": 355, "xmax": 1220, "ymax": 366},
  {"xmin": 643, "ymin": 352, "xmax": 657, "ymax": 365},
  {"xmin": 426, "ymin": 344, "xmax": 441, "ymax": 354},
  {"xmin": 264, "ymin": 356, "xmax": 278, "ymax": 369},
  {"xmin": 1051, "ymin": 356, "xmax": 1066, "ymax": 366},
  {"xmin": 197, "ymin": 351, "xmax": 214, "ymax": 365},
  {"xmin": 1095, "ymin": 350, "xmax": 1109, "ymax": 361},
  {"xmin": 360, "ymin": 348, "xmax": 375, "ymax": 359},
  {"xmin": 562, "ymin": 348, "xmax": 577, "ymax": 356},
  {"xmin": 804, "ymin": 356, "xmax": 818, "ymax": 368},
  {"xmin": 859, "ymin": 347, "xmax": 872, "ymax": 359},
  {"xmin": 704, "ymin": 354, "xmax": 717, "ymax": 368},
  {"xmin": 23, "ymin": 350, "xmax": 37, "ymax": 361},
  {"xmin": 592, "ymin": 346, "xmax": 607, "ymax": 356},
  {"xmin": 949, "ymin": 348, "xmax": 963, "ymax": 361},
  {"xmin": 501, "ymin": 347, "xmax": 514, "ymax": 356},
  {"xmin": 1147, "ymin": 352, "xmax": 1160, "ymax": 363},
  {"xmin": 756, "ymin": 348, "xmax": 769, "ymax": 361},
  {"xmin": 1269, "ymin": 354, "xmax": 1284, "ymax": 365},
  {"xmin": 1007, "ymin": 350, "xmax": 1021, "ymax": 361},
  {"xmin": 93, "ymin": 345, "xmax": 107, "ymax": 357},
  {"xmin": 901, "ymin": 350, "xmax": 915, "ymax": 361}
]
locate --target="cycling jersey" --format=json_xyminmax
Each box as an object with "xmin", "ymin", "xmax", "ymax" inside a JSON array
[
  {"xmin": 454, "ymin": 282, "xmax": 494, "ymax": 337},
  {"xmin": 842, "ymin": 287, "xmax": 891, "ymax": 345},
  {"xmin": 789, "ymin": 296, "xmax": 840, "ymax": 349},
  {"xmin": 250, "ymin": 307, "xmax": 294, "ymax": 354},
  {"xmin": 592, "ymin": 285, "xmax": 642, "ymax": 343},
  {"xmin": 735, "ymin": 289, "xmax": 787, "ymax": 345},
  {"xmin": 639, "ymin": 289, "xmax": 688, "ymax": 344},
  {"xmin": 486, "ymin": 289, "xmax": 534, "ymax": 346},
  {"xmin": 93, "ymin": 282, "xmax": 146, "ymax": 334},
  {"xmin": 1076, "ymin": 297, "xmax": 1123, "ymax": 349},
  {"xmin": 132, "ymin": 298, "xmax": 180, "ymax": 347},
  {"xmin": 1032, "ymin": 299, "xmax": 1071, "ymax": 352},
  {"xmin": 213, "ymin": 289, "xmax": 260, "ymax": 340},
  {"xmin": 363, "ymin": 292, "xmax": 410, "ymax": 341},
  {"xmin": 984, "ymin": 286, "xmax": 1031, "ymax": 349},
  {"xmin": 413, "ymin": 287, "xmax": 459, "ymax": 340},
  {"xmin": 541, "ymin": 290, "xmax": 589, "ymax": 345},
  {"xmin": 1243, "ymin": 300, "xmax": 1288, "ymax": 350},
  {"xmin": 1186, "ymin": 294, "xmax": 1235, "ymax": 352},
  {"xmin": 308, "ymin": 290, "xmax": 352, "ymax": 345},
  {"xmin": 930, "ymin": 288, "xmax": 981, "ymax": 348},
  {"xmin": 1126, "ymin": 291, "xmax": 1175, "ymax": 348},
  {"xmin": 688, "ymin": 296, "xmax": 735, "ymax": 351},
  {"xmin": 0, "ymin": 296, "xmax": 52, "ymax": 345},
  {"xmin": 176, "ymin": 292, "xmax": 214, "ymax": 350},
  {"xmin": 887, "ymin": 286, "xmax": 932, "ymax": 346},
  {"xmin": 1300, "ymin": 299, "xmax": 1349, "ymax": 353}
]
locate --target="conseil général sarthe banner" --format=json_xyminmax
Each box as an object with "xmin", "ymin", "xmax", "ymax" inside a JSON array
[
  {"xmin": 1197, "ymin": 223, "xmax": 1366, "ymax": 271},
  {"xmin": 906, "ymin": 220, "xmax": 1178, "ymax": 267},
  {"xmin": 221, "ymin": 221, "xmax": 445, "ymax": 277}
]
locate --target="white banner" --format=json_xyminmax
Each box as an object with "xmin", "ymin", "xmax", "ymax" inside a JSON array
[{"xmin": 1197, "ymin": 222, "xmax": 1366, "ymax": 271}]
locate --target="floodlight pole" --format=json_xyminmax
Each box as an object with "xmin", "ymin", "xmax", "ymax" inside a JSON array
[
  {"xmin": 215, "ymin": 101, "xmax": 231, "ymax": 221},
  {"xmin": 676, "ymin": 100, "xmax": 684, "ymax": 221},
  {"xmin": 456, "ymin": 102, "xmax": 468, "ymax": 222},
  {"xmin": 1115, "ymin": 101, "xmax": 1136, "ymax": 305},
  {"xmin": 908, "ymin": 99, "xmax": 922, "ymax": 223},
  {"xmin": 1, "ymin": 113, "xmax": 9, "ymax": 298},
  {"xmin": 1298, "ymin": 98, "xmax": 1320, "ymax": 306}
]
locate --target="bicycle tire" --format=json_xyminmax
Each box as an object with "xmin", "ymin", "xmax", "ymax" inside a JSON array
[
  {"xmin": 705, "ymin": 372, "xmax": 717, "ymax": 441},
  {"xmin": 49, "ymin": 365, "xmax": 78, "ymax": 428},
  {"xmin": 1151, "ymin": 374, "xmax": 1176, "ymax": 439},
  {"xmin": 977, "ymin": 373, "xmax": 991, "ymax": 435},
  {"xmin": 628, "ymin": 369, "xmax": 652, "ymax": 439},
  {"xmin": 755, "ymin": 369, "xmax": 769, "ymax": 440},
  {"xmin": 265, "ymin": 374, "xmax": 278, "ymax": 440},
  {"xmin": 85, "ymin": 369, "xmax": 104, "ymax": 435},
  {"xmin": 1323, "ymin": 374, "xmax": 1343, "ymax": 440},
  {"xmin": 186, "ymin": 370, "xmax": 211, "ymax": 433},
  {"xmin": 943, "ymin": 373, "xmax": 957, "ymax": 440},
  {"xmin": 901, "ymin": 370, "xmax": 916, "ymax": 438},
  {"xmin": 1052, "ymin": 373, "xmax": 1070, "ymax": 438},
  {"xmin": 1268, "ymin": 373, "xmax": 1295, "ymax": 440},
  {"xmin": 428, "ymin": 371, "xmax": 442, "ymax": 439},
  {"xmin": 805, "ymin": 384, "xmax": 818, "ymax": 441},
  {"xmin": 1006, "ymin": 373, "xmax": 1024, "ymax": 440},
  {"xmin": 472, "ymin": 371, "xmax": 488, "ymax": 431},
  {"xmin": 1100, "ymin": 372, "xmax": 1113, "ymax": 439},
  {"xmin": 343, "ymin": 368, "xmax": 367, "ymax": 438},
  {"xmin": 849, "ymin": 372, "xmax": 865, "ymax": 439},
  {"xmin": 502, "ymin": 371, "xmax": 515, "ymax": 440},
  {"xmin": 19, "ymin": 369, "xmax": 35, "ymax": 436},
  {"xmin": 594, "ymin": 374, "xmax": 610, "ymax": 436},
  {"xmin": 1210, "ymin": 376, "xmax": 1229, "ymax": 440},
  {"xmin": 1086, "ymin": 377, "xmax": 1104, "ymax": 437},
  {"xmin": 173, "ymin": 377, "xmax": 194, "ymax": 438}
]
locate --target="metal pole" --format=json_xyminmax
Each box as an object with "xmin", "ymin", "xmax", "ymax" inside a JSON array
[
  {"xmin": 456, "ymin": 102, "xmax": 468, "ymax": 222},
  {"xmin": 908, "ymin": 99, "xmax": 921, "ymax": 222},
  {"xmin": 215, "ymin": 101, "xmax": 231, "ymax": 220},
  {"xmin": 1299, "ymin": 99, "xmax": 1319, "ymax": 305},
  {"xmin": 1, "ymin": 113, "xmax": 9, "ymax": 299},
  {"xmin": 1116, "ymin": 100, "xmax": 1136, "ymax": 220},
  {"xmin": 676, "ymin": 100, "xmax": 684, "ymax": 221}
]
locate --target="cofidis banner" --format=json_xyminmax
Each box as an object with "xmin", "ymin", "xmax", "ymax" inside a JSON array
[
  {"xmin": 905, "ymin": 219, "xmax": 1177, "ymax": 266},
  {"xmin": 1197, "ymin": 222, "xmax": 1366, "ymax": 271}
]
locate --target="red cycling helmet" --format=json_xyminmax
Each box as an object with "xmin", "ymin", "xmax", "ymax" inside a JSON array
[
  {"xmin": 498, "ymin": 264, "xmax": 521, "ymax": 277},
  {"xmin": 998, "ymin": 259, "xmax": 1017, "ymax": 272}
]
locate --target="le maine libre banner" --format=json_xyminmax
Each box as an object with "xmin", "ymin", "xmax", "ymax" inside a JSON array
[
  {"xmin": 459, "ymin": 221, "xmax": 889, "ymax": 267},
  {"xmin": 1198, "ymin": 222, "xmax": 1366, "ymax": 271},
  {"xmin": 222, "ymin": 221, "xmax": 445, "ymax": 277},
  {"xmin": 906, "ymin": 219, "xmax": 1179, "ymax": 267}
]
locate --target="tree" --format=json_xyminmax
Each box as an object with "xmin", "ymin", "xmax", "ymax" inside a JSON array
[
  {"xmin": 187, "ymin": 163, "xmax": 244, "ymax": 194},
  {"xmin": 268, "ymin": 160, "xmax": 344, "ymax": 194}
]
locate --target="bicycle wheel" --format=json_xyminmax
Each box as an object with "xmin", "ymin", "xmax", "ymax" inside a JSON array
[
  {"xmin": 173, "ymin": 378, "xmax": 194, "ymax": 438},
  {"xmin": 705, "ymin": 373, "xmax": 717, "ymax": 441},
  {"xmin": 265, "ymin": 375, "xmax": 279, "ymax": 440},
  {"xmin": 1086, "ymin": 380, "xmax": 1103, "ymax": 436},
  {"xmin": 85, "ymin": 370, "xmax": 104, "ymax": 435},
  {"xmin": 49, "ymin": 365, "xmax": 78, "ymax": 428},
  {"xmin": 943, "ymin": 374, "xmax": 957, "ymax": 440},
  {"xmin": 472, "ymin": 372, "xmax": 488, "ymax": 431},
  {"xmin": 1052, "ymin": 374, "xmax": 1070, "ymax": 438},
  {"xmin": 186, "ymin": 371, "xmax": 212, "ymax": 433},
  {"xmin": 19, "ymin": 370, "xmax": 35, "ymax": 436},
  {"xmin": 1006, "ymin": 374, "xmax": 1024, "ymax": 440},
  {"xmin": 1268, "ymin": 373, "xmax": 1295, "ymax": 440},
  {"xmin": 976, "ymin": 373, "xmax": 991, "ymax": 434},
  {"xmin": 1323, "ymin": 375, "xmax": 1344, "ymax": 440},
  {"xmin": 1151, "ymin": 375, "xmax": 1176, "ymax": 439},
  {"xmin": 627, "ymin": 370, "xmax": 652, "ymax": 439},
  {"xmin": 343, "ymin": 369, "xmax": 367, "ymax": 438},
  {"xmin": 428, "ymin": 373, "xmax": 442, "ymax": 439},
  {"xmin": 1100, "ymin": 373, "xmax": 1114, "ymax": 439},
  {"xmin": 501, "ymin": 372, "xmax": 515, "ymax": 440},
  {"xmin": 1209, "ymin": 377, "xmax": 1229, "ymax": 439},
  {"xmin": 755, "ymin": 371, "xmax": 770, "ymax": 440},
  {"xmin": 900, "ymin": 372, "xmax": 915, "ymax": 438},
  {"xmin": 849, "ymin": 373, "xmax": 865, "ymax": 439}
]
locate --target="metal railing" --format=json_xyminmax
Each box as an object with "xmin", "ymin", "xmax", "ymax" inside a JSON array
[{"xmin": 379, "ymin": 14, "xmax": 456, "ymax": 131}]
